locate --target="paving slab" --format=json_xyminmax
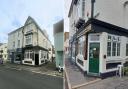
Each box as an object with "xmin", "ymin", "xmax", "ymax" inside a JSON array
[
  {"xmin": 78, "ymin": 76, "xmax": 128, "ymax": 89},
  {"xmin": 65, "ymin": 57, "xmax": 99, "ymax": 89}
]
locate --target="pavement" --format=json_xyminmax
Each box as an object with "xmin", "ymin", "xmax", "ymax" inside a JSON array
[
  {"xmin": 78, "ymin": 76, "xmax": 128, "ymax": 89},
  {"xmin": 2, "ymin": 62, "xmax": 63, "ymax": 78},
  {"xmin": 65, "ymin": 56, "xmax": 128, "ymax": 89},
  {"xmin": 65, "ymin": 56, "xmax": 99, "ymax": 89},
  {"xmin": 0, "ymin": 66, "xmax": 63, "ymax": 89}
]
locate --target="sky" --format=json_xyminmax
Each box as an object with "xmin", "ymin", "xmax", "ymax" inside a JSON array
[
  {"xmin": 64, "ymin": 0, "xmax": 72, "ymax": 32},
  {"xmin": 0, "ymin": 0, "xmax": 64, "ymax": 44}
]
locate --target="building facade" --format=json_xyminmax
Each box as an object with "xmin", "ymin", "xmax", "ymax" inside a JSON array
[
  {"xmin": 64, "ymin": 32, "xmax": 69, "ymax": 55},
  {"xmin": 8, "ymin": 16, "xmax": 52, "ymax": 65},
  {"xmin": 0, "ymin": 43, "xmax": 8, "ymax": 62},
  {"xmin": 68, "ymin": 0, "xmax": 128, "ymax": 78},
  {"xmin": 54, "ymin": 20, "xmax": 64, "ymax": 68}
]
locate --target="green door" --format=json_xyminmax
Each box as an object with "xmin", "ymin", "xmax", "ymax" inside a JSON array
[{"xmin": 89, "ymin": 43, "xmax": 100, "ymax": 73}]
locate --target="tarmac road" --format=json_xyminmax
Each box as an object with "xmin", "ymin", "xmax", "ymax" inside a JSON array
[{"xmin": 0, "ymin": 65, "xmax": 63, "ymax": 89}]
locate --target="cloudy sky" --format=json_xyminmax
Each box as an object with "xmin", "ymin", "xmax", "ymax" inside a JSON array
[
  {"xmin": 0, "ymin": 0, "xmax": 64, "ymax": 44},
  {"xmin": 64, "ymin": 0, "xmax": 72, "ymax": 32}
]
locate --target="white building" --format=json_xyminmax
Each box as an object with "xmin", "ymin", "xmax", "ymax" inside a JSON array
[
  {"xmin": 0, "ymin": 43, "xmax": 8, "ymax": 62},
  {"xmin": 8, "ymin": 16, "xmax": 52, "ymax": 65},
  {"xmin": 68, "ymin": 0, "xmax": 128, "ymax": 78},
  {"xmin": 64, "ymin": 32, "xmax": 69, "ymax": 56}
]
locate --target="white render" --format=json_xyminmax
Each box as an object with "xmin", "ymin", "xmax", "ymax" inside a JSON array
[
  {"xmin": 69, "ymin": 0, "xmax": 128, "ymax": 39},
  {"xmin": 0, "ymin": 43, "xmax": 8, "ymax": 62},
  {"xmin": 68, "ymin": 0, "xmax": 128, "ymax": 75},
  {"xmin": 86, "ymin": 32, "xmax": 128, "ymax": 73},
  {"xmin": 8, "ymin": 16, "xmax": 52, "ymax": 65}
]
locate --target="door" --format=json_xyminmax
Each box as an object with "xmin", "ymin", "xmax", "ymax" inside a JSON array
[
  {"xmin": 89, "ymin": 43, "xmax": 100, "ymax": 73},
  {"xmin": 35, "ymin": 54, "xmax": 39, "ymax": 65},
  {"xmin": 11, "ymin": 52, "xmax": 14, "ymax": 63}
]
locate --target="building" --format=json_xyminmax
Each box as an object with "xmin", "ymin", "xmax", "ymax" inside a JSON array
[
  {"xmin": 64, "ymin": 32, "xmax": 69, "ymax": 55},
  {"xmin": 54, "ymin": 20, "xmax": 64, "ymax": 68},
  {"xmin": 0, "ymin": 43, "xmax": 8, "ymax": 62},
  {"xmin": 68, "ymin": 0, "xmax": 128, "ymax": 78},
  {"xmin": 8, "ymin": 16, "xmax": 52, "ymax": 65}
]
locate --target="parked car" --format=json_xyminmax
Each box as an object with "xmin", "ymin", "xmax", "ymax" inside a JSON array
[{"xmin": 0, "ymin": 58, "xmax": 3, "ymax": 64}]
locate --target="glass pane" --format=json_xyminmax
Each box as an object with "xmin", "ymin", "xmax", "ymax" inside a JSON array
[
  {"xmin": 126, "ymin": 44, "xmax": 128, "ymax": 56},
  {"xmin": 107, "ymin": 42, "xmax": 111, "ymax": 56},
  {"xmin": 112, "ymin": 42, "xmax": 116, "ymax": 56},
  {"xmin": 117, "ymin": 43, "xmax": 120, "ymax": 56}
]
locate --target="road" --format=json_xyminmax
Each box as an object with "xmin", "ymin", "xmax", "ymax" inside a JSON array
[{"xmin": 0, "ymin": 65, "xmax": 63, "ymax": 89}]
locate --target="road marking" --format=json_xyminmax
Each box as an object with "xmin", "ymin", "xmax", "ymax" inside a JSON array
[
  {"xmin": 72, "ymin": 78, "xmax": 101, "ymax": 89},
  {"xmin": 31, "ymin": 70, "xmax": 63, "ymax": 78}
]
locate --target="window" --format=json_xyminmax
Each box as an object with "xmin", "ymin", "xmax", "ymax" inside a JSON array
[
  {"xmin": 72, "ymin": 42, "xmax": 75, "ymax": 57},
  {"xmin": 41, "ymin": 50, "xmax": 44, "ymax": 58},
  {"xmin": 126, "ymin": 44, "xmax": 128, "ymax": 56},
  {"xmin": 24, "ymin": 50, "xmax": 33, "ymax": 60},
  {"xmin": 78, "ymin": 35, "xmax": 86, "ymax": 56},
  {"xmin": 13, "ymin": 41, "xmax": 15, "ymax": 48},
  {"xmin": 90, "ymin": 34, "xmax": 99, "ymax": 41},
  {"xmin": 117, "ymin": 43, "xmax": 120, "ymax": 56},
  {"xmin": 107, "ymin": 35, "xmax": 120, "ymax": 57},
  {"xmin": 17, "ymin": 40, "xmax": 20, "ymax": 48},
  {"xmin": 107, "ymin": 42, "xmax": 111, "ymax": 56},
  {"xmin": 77, "ymin": 0, "xmax": 85, "ymax": 18},
  {"xmin": 30, "ymin": 51, "xmax": 33, "ymax": 59},
  {"xmin": 26, "ymin": 35, "xmax": 32, "ymax": 45},
  {"xmin": 112, "ymin": 42, "xmax": 116, "ymax": 56}
]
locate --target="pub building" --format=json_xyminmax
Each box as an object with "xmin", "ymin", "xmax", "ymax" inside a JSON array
[{"xmin": 72, "ymin": 18, "xmax": 128, "ymax": 78}]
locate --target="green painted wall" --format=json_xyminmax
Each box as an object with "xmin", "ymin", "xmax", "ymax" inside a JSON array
[{"xmin": 54, "ymin": 32, "xmax": 64, "ymax": 68}]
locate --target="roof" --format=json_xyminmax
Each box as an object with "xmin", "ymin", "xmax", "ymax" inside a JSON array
[
  {"xmin": 8, "ymin": 16, "xmax": 51, "ymax": 42},
  {"xmin": 25, "ymin": 16, "xmax": 51, "ymax": 42},
  {"xmin": 8, "ymin": 26, "xmax": 24, "ymax": 35}
]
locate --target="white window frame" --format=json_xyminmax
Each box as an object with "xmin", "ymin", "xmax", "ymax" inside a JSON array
[
  {"xmin": 24, "ymin": 50, "xmax": 33, "ymax": 59},
  {"xmin": 107, "ymin": 34, "xmax": 121, "ymax": 57},
  {"xmin": 25, "ymin": 35, "xmax": 32, "ymax": 45},
  {"xmin": 78, "ymin": 35, "xmax": 85, "ymax": 56}
]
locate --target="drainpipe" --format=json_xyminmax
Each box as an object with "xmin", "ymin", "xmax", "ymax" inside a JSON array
[
  {"xmin": 75, "ymin": 27, "xmax": 77, "ymax": 65},
  {"xmin": 22, "ymin": 27, "xmax": 24, "ymax": 64},
  {"xmin": 91, "ymin": 0, "xmax": 95, "ymax": 18}
]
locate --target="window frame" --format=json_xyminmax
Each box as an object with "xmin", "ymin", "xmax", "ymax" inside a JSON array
[
  {"xmin": 25, "ymin": 35, "xmax": 32, "ymax": 45},
  {"xmin": 107, "ymin": 35, "xmax": 121, "ymax": 57}
]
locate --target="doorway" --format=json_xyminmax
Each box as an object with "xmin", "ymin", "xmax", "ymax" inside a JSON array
[
  {"xmin": 89, "ymin": 43, "xmax": 100, "ymax": 73},
  {"xmin": 35, "ymin": 54, "xmax": 39, "ymax": 65}
]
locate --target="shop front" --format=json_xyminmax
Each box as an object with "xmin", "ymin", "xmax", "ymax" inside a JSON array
[
  {"xmin": 76, "ymin": 18, "xmax": 128, "ymax": 78},
  {"xmin": 22, "ymin": 46, "xmax": 48, "ymax": 66}
]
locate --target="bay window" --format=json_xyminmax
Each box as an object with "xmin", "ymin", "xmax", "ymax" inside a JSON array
[{"xmin": 26, "ymin": 35, "xmax": 32, "ymax": 45}]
